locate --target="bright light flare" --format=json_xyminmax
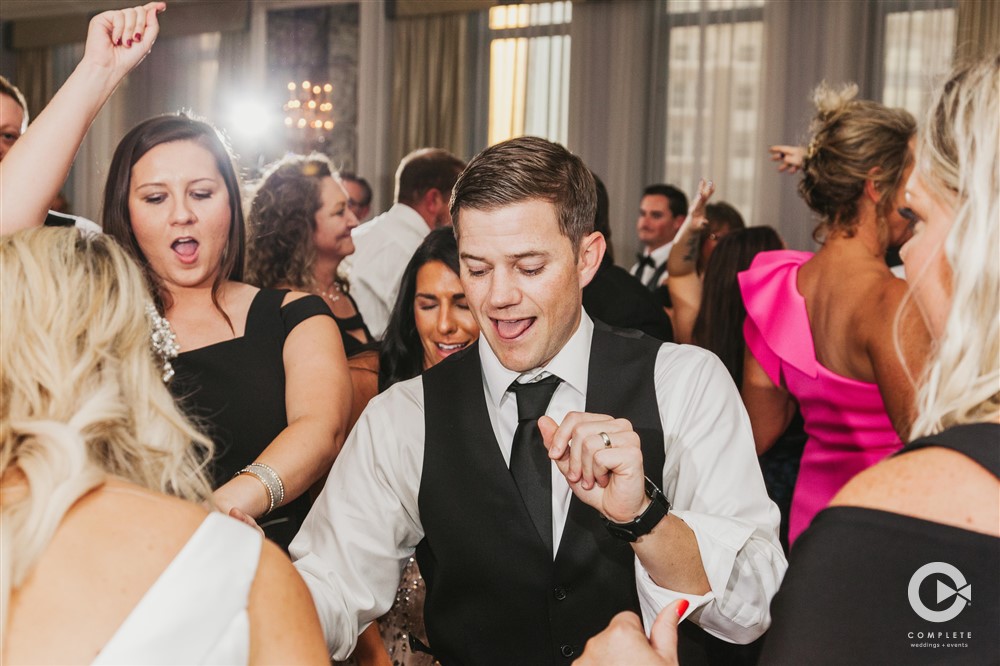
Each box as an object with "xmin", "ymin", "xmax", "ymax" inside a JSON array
[{"xmin": 228, "ymin": 99, "xmax": 273, "ymax": 140}]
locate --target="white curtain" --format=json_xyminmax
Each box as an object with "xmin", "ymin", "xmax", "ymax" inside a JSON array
[{"xmin": 567, "ymin": 0, "xmax": 657, "ymax": 266}]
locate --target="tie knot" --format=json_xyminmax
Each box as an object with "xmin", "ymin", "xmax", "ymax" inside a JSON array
[{"xmin": 507, "ymin": 375, "xmax": 562, "ymax": 422}]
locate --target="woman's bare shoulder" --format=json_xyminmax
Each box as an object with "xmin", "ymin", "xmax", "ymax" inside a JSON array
[
  {"xmin": 248, "ymin": 539, "xmax": 329, "ymax": 663},
  {"xmin": 830, "ymin": 447, "xmax": 999, "ymax": 537},
  {"xmin": 5, "ymin": 481, "xmax": 216, "ymax": 663}
]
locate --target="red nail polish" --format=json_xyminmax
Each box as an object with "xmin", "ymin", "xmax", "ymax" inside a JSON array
[
  {"xmin": 135, "ymin": 33, "xmax": 142, "ymax": 42},
  {"xmin": 677, "ymin": 599, "xmax": 690, "ymax": 617},
  {"xmin": 116, "ymin": 38, "xmax": 123, "ymax": 46},
  {"xmin": 126, "ymin": 39, "xmax": 132, "ymax": 47}
]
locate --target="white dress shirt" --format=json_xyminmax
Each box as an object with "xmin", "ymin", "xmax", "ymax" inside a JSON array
[
  {"xmin": 291, "ymin": 312, "xmax": 786, "ymax": 658},
  {"xmin": 630, "ymin": 241, "xmax": 673, "ymax": 286},
  {"xmin": 345, "ymin": 203, "xmax": 430, "ymax": 338}
]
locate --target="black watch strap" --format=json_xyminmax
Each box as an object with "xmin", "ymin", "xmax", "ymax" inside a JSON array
[{"xmin": 603, "ymin": 477, "xmax": 671, "ymax": 543}]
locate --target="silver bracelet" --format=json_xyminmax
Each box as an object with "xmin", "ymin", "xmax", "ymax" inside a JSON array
[{"xmin": 235, "ymin": 462, "xmax": 285, "ymax": 515}]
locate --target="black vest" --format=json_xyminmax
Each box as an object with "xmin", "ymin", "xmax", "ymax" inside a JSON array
[{"xmin": 418, "ymin": 321, "xmax": 665, "ymax": 665}]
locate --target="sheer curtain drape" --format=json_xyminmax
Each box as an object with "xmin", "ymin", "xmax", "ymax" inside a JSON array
[
  {"xmin": 572, "ymin": 0, "xmax": 969, "ymax": 258},
  {"xmin": 390, "ymin": 12, "xmax": 470, "ymax": 170},
  {"xmin": 956, "ymin": 0, "xmax": 1000, "ymax": 59},
  {"xmin": 567, "ymin": 0, "xmax": 657, "ymax": 263}
]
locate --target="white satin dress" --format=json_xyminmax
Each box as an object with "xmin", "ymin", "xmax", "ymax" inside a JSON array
[{"xmin": 92, "ymin": 513, "xmax": 262, "ymax": 665}]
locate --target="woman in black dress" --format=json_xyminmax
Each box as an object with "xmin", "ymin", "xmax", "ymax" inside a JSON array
[
  {"xmin": 101, "ymin": 117, "xmax": 352, "ymax": 550},
  {"xmin": 0, "ymin": 4, "xmax": 353, "ymax": 551},
  {"xmin": 247, "ymin": 153, "xmax": 375, "ymax": 358}
]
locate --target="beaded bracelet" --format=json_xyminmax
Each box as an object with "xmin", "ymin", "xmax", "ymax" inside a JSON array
[{"xmin": 235, "ymin": 462, "xmax": 285, "ymax": 516}]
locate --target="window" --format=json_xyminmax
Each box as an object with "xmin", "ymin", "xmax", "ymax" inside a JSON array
[
  {"xmin": 487, "ymin": 2, "xmax": 572, "ymax": 146},
  {"xmin": 881, "ymin": 4, "xmax": 956, "ymax": 116},
  {"xmin": 660, "ymin": 0, "xmax": 765, "ymax": 225}
]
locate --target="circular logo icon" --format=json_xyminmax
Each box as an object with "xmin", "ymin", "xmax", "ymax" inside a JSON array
[{"xmin": 908, "ymin": 562, "xmax": 971, "ymax": 623}]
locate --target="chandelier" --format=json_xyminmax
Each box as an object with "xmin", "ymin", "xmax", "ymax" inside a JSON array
[{"xmin": 284, "ymin": 80, "xmax": 335, "ymax": 149}]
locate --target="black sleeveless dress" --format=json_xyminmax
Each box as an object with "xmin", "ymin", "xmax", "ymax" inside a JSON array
[
  {"xmin": 170, "ymin": 288, "xmax": 334, "ymax": 550},
  {"xmin": 760, "ymin": 423, "xmax": 1000, "ymax": 665},
  {"xmin": 336, "ymin": 292, "xmax": 376, "ymax": 358}
]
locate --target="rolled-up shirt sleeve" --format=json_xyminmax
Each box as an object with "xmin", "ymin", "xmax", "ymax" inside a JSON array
[
  {"xmin": 636, "ymin": 344, "xmax": 787, "ymax": 643},
  {"xmin": 290, "ymin": 379, "xmax": 426, "ymax": 659}
]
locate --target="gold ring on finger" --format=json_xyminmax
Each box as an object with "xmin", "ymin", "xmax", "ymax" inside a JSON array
[{"xmin": 599, "ymin": 431, "xmax": 612, "ymax": 448}]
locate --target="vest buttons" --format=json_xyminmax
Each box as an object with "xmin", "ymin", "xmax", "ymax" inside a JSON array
[
  {"xmin": 560, "ymin": 645, "xmax": 575, "ymax": 658},
  {"xmin": 553, "ymin": 587, "xmax": 567, "ymax": 601}
]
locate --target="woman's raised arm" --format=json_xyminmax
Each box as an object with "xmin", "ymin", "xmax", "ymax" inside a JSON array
[{"xmin": 0, "ymin": 3, "xmax": 164, "ymax": 235}]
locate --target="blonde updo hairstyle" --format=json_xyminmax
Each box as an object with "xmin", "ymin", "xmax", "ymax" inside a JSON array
[
  {"xmin": 0, "ymin": 228, "xmax": 214, "ymax": 628},
  {"xmin": 799, "ymin": 83, "xmax": 916, "ymax": 241},
  {"xmin": 906, "ymin": 55, "xmax": 1000, "ymax": 437}
]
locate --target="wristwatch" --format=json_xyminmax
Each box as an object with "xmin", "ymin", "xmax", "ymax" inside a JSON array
[{"xmin": 603, "ymin": 477, "xmax": 671, "ymax": 542}]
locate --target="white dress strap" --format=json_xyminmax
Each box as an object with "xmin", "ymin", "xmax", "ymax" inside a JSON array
[{"xmin": 93, "ymin": 513, "xmax": 262, "ymax": 665}]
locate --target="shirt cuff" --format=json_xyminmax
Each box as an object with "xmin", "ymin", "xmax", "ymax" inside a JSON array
[
  {"xmin": 635, "ymin": 509, "xmax": 762, "ymax": 639},
  {"xmin": 671, "ymin": 509, "xmax": 757, "ymax": 603},
  {"xmin": 635, "ymin": 559, "xmax": 714, "ymax": 632}
]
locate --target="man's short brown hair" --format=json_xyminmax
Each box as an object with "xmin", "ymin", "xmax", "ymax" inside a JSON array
[
  {"xmin": 450, "ymin": 136, "xmax": 596, "ymax": 250},
  {"xmin": 395, "ymin": 148, "xmax": 466, "ymax": 206}
]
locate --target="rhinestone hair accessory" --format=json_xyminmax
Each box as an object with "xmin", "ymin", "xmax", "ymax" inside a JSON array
[{"xmin": 145, "ymin": 303, "xmax": 180, "ymax": 382}]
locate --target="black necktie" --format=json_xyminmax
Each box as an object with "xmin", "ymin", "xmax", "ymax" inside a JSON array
[
  {"xmin": 634, "ymin": 253, "xmax": 654, "ymax": 277},
  {"xmin": 507, "ymin": 374, "xmax": 562, "ymax": 554}
]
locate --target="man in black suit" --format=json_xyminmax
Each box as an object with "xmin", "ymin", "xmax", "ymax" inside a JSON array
[
  {"xmin": 631, "ymin": 184, "xmax": 688, "ymax": 290},
  {"xmin": 583, "ymin": 174, "xmax": 673, "ymax": 341}
]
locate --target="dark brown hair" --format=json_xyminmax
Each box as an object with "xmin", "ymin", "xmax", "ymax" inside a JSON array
[
  {"xmin": 101, "ymin": 114, "xmax": 246, "ymax": 321},
  {"xmin": 378, "ymin": 227, "xmax": 461, "ymax": 391},
  {"xmin": 450, "ymin": 136, "xmax": 596, "ymax": 251},
  {"xmin": 692, "ymin": 226, "xmax": 783, "ymax": 387},
  {"xmin": 395, "ymin": 148, "xmax": 465, "ymax": 207},
  {"xmin": 247, "ymin": 153, "xmax": 334, "ymax": 291}
]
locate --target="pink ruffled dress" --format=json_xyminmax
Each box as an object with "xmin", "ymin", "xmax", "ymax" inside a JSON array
[{"xmin": 739, "ymin": 250, "xmax": 902, "ymax": 546}]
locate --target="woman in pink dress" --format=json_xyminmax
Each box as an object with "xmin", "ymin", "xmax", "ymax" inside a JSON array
[{"xmin": 739, "ymin": 84, "xmax": 930, "ymax": 545}]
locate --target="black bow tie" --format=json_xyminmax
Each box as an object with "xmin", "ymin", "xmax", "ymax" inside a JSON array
[
  {"xmin": 634, "ymin": 254, "xmax": 655, "ymax": 278},
  {"xmin": 636, "ymin": 253, "xmax": 655, "ymax": 269}
]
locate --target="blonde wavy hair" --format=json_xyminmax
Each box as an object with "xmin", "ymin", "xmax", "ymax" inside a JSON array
[
  {"xmin": 906, "ymin": 55, "xmax": 1000, "ymax": 438},
  {"xmin": 0, "ymin": 228, "xmax": 214, "ymax": 629},
  {"xmin": 799, "ymin": 83, "xmax": 916, "ymax": 241}
]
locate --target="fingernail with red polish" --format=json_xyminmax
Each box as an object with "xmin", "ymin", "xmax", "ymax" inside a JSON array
[
  {"xmin": 126, "ymin": 39, "xmax": 132, "ymax": 47},
  {"xmin": 677, "ymin": 599, "xmax": 690, "ymax": 617},
  {"xmin": 116, "ymin": 38, "xmax": 123, "ymax": 46},
  {"xmin": 135, "ymin": 33, "xmax": 142, "ymax": 42}
]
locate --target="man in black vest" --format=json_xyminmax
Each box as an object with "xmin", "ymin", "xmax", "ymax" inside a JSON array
[{"xmin": 291, "ymin": 138, "xmax": 785, "ymax": 664}]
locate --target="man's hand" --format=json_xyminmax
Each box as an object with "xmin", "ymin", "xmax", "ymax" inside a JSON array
[
  {"xmin": 539, "ymin": 412, "xmax": 649, "ymax": 523},
  {"xmin": 574, "ymin": 600, "xmax": 688, "ymax": 666}
]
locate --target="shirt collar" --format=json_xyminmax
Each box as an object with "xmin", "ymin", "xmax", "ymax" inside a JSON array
[
  {"xmin": 646, "ymin": 240, "xmax": 673, "ymax": 266},
  {"xmin": 480, "ymin": 310, "xmax": 594, "ymax": 409},
  {"xmin": 389, "ymin": 202, "xmax": 432, "ymax": 237}
]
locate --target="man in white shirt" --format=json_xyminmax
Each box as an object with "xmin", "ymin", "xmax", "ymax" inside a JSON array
[
  {"xmin": 631, "ymin": 184, "xmax": 688, "ymax": 290},
  {"xmin": 339, "ymin": 172, "xmax": 373, "ymax": 223},
  {"xmin": 347, "ymin": 148, "xmax": 465, "ymax": 338},
  {"xmin": 292, "ymin": 137, "xmax": 785, "ymax": 663}
]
